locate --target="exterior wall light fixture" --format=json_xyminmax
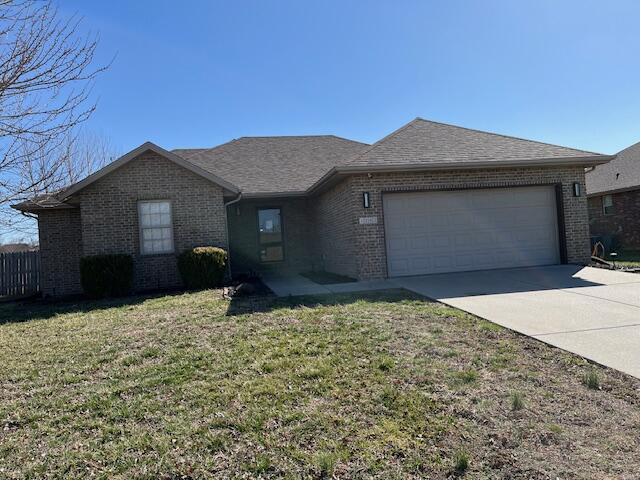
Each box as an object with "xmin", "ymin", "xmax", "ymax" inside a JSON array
[{"xmin": 573, "ymin": 182, "xmax": 581, "ymax": 197}]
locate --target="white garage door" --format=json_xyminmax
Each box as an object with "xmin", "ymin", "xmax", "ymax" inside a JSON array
[{"xmin": 383, "ymin": 186, "xmax": 560, "ymax": 277}]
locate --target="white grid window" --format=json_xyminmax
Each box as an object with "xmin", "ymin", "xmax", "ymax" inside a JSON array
[{"xmin": 138, "ymin": 200, "xmax": 174, "ymax": 254}]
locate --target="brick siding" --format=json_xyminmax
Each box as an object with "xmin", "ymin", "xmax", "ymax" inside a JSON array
[
  {"xmin": 312, "ymin": 179, "xmax": 357, "ymax": 278},
  {"xmin": 37, "ymin": 152, "xmax": 229, "ymax": 297},
  {"xmin": 37, "ymin": 209, "xmax": 83, "ymax": 297},
  {"xmin": 79, "ymin": 152, "xmax": 228, "ymax": 292},
  {"xmin": 588, "ymin": 189, "xmax": 640, "ymax": 250}
]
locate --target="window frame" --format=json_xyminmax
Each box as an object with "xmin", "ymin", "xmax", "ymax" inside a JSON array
[
  {"xmin": 256, "ymin": 206, "xmax": 285, "ymax": 263},
  {"xmin": 602, "ymin": 194, "xmax": 614, "ymax": 216},
  {"xmin": 137, "ymin": 199, "xmax": 175, "ymax": 256}
]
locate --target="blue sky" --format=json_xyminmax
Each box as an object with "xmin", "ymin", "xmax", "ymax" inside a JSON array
[{"xmin": 62, "ymin": 0, "xmax": 639, "ymax": 155}]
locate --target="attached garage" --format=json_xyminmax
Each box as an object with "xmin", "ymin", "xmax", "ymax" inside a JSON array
[{"xmin": 383, "ymin": 185, "xmax": 561, "ymax": 277}]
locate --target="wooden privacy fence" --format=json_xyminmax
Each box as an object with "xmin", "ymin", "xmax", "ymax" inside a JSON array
[{"xmin": 0, "ymin": 251, "xmax": 40, "ymax": 298}]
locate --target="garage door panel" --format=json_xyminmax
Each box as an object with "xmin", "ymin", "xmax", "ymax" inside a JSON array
[
  {"xmin": 407, "ymin": 215, "xmax": 428, "ymax": 229},
  {"xmin": 384, "ymin": 186, "xmax": 560, "ymax": 276},
  {"xmin": 388, "ymin": 237, "xmax": 409, "ymax": 252},
  {"xmin": 428, "ymin": 234, "xmax": 449, "ymax": 249},
  {"xmin": 455, "ymin": 254, "xmax": 476, "ymax": 268},
  {"xmin": 409, "ymin": 236, "xmax": 429, "ymax": 250},
  {"xmin": 433, "ymin": 255, "xmax": 454, "ymax": 270},
  {"xmin": 429, "ymin": 214, "xmax": 449, "ymax": 228},
  {"xmin": 449, "ymin": 212, "xmax": 471, "ymax": 228},
  {"xmin": 473, "ymin": 232, "xmax": 494, "ymax": 247}
]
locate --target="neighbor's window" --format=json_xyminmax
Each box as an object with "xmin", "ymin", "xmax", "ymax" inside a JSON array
[
  {"xmin": 138, "ymin": 200, "xmax": 174, "ymax": 255},
  {"xmin": 602, "ymin": 195, "xmax": 614, "ymax": 215},
  {"xmin": 258, "ymin": 208, "xmax": 284, "ymax": 262}
]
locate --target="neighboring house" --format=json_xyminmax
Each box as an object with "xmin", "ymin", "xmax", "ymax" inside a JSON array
[
  {"xmin": 586, "ymin": 141, "xmax": 640, "ymax": 251},
  {"xmin": 13, "ymin": 118, "xmax": 611, "ymax": 297},
  {"xmin": 0, "ymin": 243, "xmax": 37, "ymax": 253}
]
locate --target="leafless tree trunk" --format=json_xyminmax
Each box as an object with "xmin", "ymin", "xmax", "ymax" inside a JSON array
[{"xmin": 0, "ymin": 0, "xmax": 108, "ymax": 210}]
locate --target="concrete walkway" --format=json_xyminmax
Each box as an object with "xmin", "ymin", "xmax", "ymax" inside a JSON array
[
  {"xmin": 393, "ymin": 265, "xmax": 640, "ymax": 379},
  {"xmin": 262, "ymin": 273, "xmax": 397, "ymax": 297}
]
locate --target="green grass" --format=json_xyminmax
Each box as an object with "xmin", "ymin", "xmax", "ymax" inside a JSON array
[
  {"xmin": 583, "ymin": 369, "xmax": 601, "ymax": 390},
  {"xmin": 510, "ymin": 391, "xmax": 525, "ymax": 411},
  {"xmin": 606, "ymin": 250, "xmax": 640, "ymax": 267},
  {"xmin": 453, "ymin": 449, "xmax": 470, "ymax": 473},
  {"xmin": 1, "ymin": 288, "xmax": 639, "ymax": 478},
  {"xmin": 0, "ymin": 290, "xmax": 451, "ymax": 478}
]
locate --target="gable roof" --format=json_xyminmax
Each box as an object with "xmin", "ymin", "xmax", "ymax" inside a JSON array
[
  {"xmin": 174, "ymin": 135, "xmax": 368, "ymax": 196},
  {"xmin": 344, "ymin": 118, "xmax": 608, "ymax": 169},
  {"xmin": 62, "ymin": 142, "xmax": 240, "ymax": 199},
  {"xmin": 586, "ymin": 141, "xmax": 640, "ymax": 195},
  {"xmin": 13, "ymin": 142, "xmax": 241, "ymax": 212}
]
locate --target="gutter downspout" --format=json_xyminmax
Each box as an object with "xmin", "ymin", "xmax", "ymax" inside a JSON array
[{"xmin": 223, "ymin": 192, "xmax": 242, "ymax": 280}]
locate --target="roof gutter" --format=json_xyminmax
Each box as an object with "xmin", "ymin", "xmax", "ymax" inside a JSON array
[
  {"xmin": 334, "ymin": 155, "xmax": 613, "ymax": 174},
  {"xmin": 586, "ymin": 185, "xmax": 640, "ymax": 198},
  {"xmin": 10, "ymin": 201, "xmax": 77, "ymax": 213},
  {"xmin": 240, "ymin": 191, "xmax": 307, "ymax": 199},
  {"xmin": 305, "ymin": 155, "xmax": 614, "ymax": 195}
]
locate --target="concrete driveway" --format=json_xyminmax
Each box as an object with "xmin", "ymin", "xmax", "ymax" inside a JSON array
[{"xmin": 393, "ymin": 265, "xmax": 640, "ymax": 379}]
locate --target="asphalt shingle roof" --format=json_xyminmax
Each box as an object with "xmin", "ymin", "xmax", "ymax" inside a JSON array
[
  {"xmin": 174, "ymin": 136, "xmax": 368, "ymax": 195},
  {"xmin": 586, "ymin": 141, "xmax": 640, "ymax": 195},
  {"xmin": 13, "ymin": 118, "xmax": 611, "ymax": 211},
  {"xmin": 346, "ymin": 118, "xmax": 602, "ymax": 167},
  {"xmin": 12, "ymin": 191, "xmax": 73, "ymax": 211}
]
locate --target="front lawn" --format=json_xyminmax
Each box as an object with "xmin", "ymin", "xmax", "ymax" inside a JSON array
[{"xmin": 1, "ymin": 289, "xmax": 640, "ymax": 478}]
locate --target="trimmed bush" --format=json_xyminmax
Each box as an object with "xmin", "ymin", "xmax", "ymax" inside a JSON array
[
  {"xmin": 80, "ymin": 254, "xmax": 133, "ymax": 298},
  {"xmin": 177, "ymin": 246, "xmax": 227, "ymax": 289}
]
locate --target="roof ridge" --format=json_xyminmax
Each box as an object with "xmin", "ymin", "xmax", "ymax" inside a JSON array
[
  {"xmin": 174, "ymin": 135, "xmax": 368, "ymax": 156},
  {"xmin": 616, "ymin": 140, "xmax": 640, "ymax": 155},
  {"xmin": 237, "ymin": 134, "xmax": 366, "ymax": 145},
  {"xmin": 344, "ymin": 117, "xmax": 423, "ymax": 165},
  {"xmin": 178, "ymin": 138, "xmax": 240, "ymax": 160},
  {"xmin": 240, "ymin": 134, "xmax": 335, "ymax": 138},
  {"xmin": 413, "ymin": 117, "xmax": 605, "ymax": 155}
]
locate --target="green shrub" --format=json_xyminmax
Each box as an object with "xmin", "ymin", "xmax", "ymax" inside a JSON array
[
  {"xmin": 177, "ymin": 246, "xmax": 227, "ymax": 289},
  {"xmin": 80, "ymin": 254, "xmax": 133, "ymax": 298}
]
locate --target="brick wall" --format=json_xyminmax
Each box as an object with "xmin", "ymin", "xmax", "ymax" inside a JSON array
[
  {"xmin": 588, "ymin": 189, "xmax": 640, "ymax": 250},
  {"xmin": 315, "ymin": 166, "xmax": 590, "ymax": 280},
  {"xmin": 311, "ymin": 178, "xmax": 357, "ymax": 277},
  {"xmin": 38, "ymin": 208, "xmax": 83, "ymax": 297},
  {"xmin": 78, "ymin": 152, "xmax": 228, "ymax": 292},
  {"xmin": 227, "ymin": 197, "xmax": 315, "ymax": 275}
]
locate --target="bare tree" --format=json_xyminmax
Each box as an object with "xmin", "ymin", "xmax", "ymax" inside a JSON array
[
  {"xmin": 0, "ymin": 129, "xmax": 118, "ymax": 242},
  {"xmin": 0, "ymin": 0, "xmax": 108, "ymax": 209}
]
